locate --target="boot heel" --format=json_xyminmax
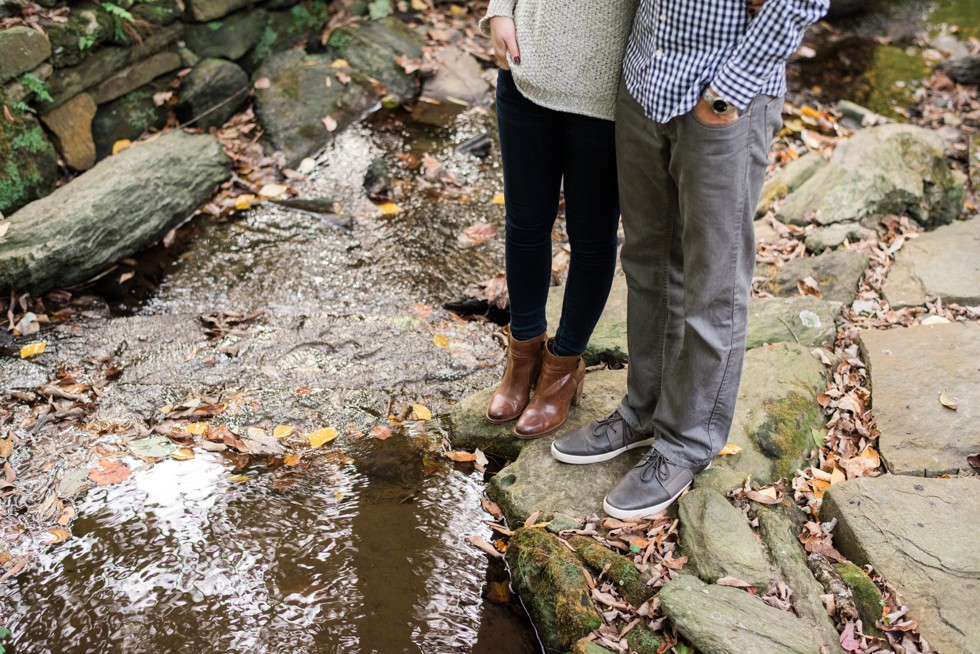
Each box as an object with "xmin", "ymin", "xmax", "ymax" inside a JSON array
[{"xmin": 572, "ymin": 379, "xmax": 585, "ymax": 406}]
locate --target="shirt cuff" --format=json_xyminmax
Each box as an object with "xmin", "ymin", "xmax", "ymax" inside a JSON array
[
  {"xmin": 479, "ymin": 0, "xmax": 516, "ymax": 37},
  {"xmin": 711, "ymin": 59, "xmax": 765, "ymax": 112}
]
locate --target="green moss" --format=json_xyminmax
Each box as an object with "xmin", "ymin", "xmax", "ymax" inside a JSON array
[
  {"xmin": 0, "ymin": 111, "xmax": 57, "ymax": 215},
  {"xmin": 928, "ymin": 0, "xmax": 980, "ymax": 40},
  {"xmin": 568, "ymin": 536, "xmax": 653, "ymax": 607},
  {"xmin": 625, "ymin": 624, "xmax": 664, "ymax": 654},
  {"xmin": 251, "ymin": 25, "xmax": 278, "ymax": 64},
  {"xmin": 859, "ymin": 45, "xmax": 929, "ymax": 118},
  {"xmin": 757, "ymin": 389, "xmax": 822, "ymax": 480},
  {"xmin": 835, "ymin": 561, "xmax": 885, "ymax": 637},
  {"xmin": 327, "ymin": 28, "xmax": 352, "ymax": 52}
]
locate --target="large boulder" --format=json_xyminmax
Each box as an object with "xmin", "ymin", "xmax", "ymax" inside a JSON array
[
  {"xmin": 323, "ymin": 17, "xmax": 424, "ymax": 100},
  {"xmin": 0, "ymin": 25, "xmax": 52, "ymax": 83},
  {"xmin": 756, "ymin": 151, "xmax": 827, "ymax": 217},
  {"xmin": 822, "ymin": 475, "xmax": 980, "ymax": 654},
  {"xmin": 253, "ymin": 50, "xmax": 379, "ymax": 166},
  {"xmin": 175, "ymin": 58, "xmax": 250, "ymax": 129},
  {"xmin": 882, "ymin": 218, "xmax": 980, "ymax": 308},
  {"xmin": 183, "ymin": 7, "xmax": 268, "ymax": 61},
  {"xmin": 758, "ymin": 249, "xmax": 869, "ymax": 305},
  {"xmin": 0, "ymin": 130, "xmax": 230, "ymax": 292},
  {"xmin": 859, "ymin": 322, "xmax": 980, "ymax": 476},
  {"xmin": 0, "ymin": 109, "xmax": 58, "ymax": 216},
  {"xmin": 660, "ymin": 575, "xmax": 821, "ymax": 654},
  {"xmin": 695, "ymin": 343, "xmax": 827, "ymax": 494},
  {"xmin": 777, "ymin": 124, "xmax": 965, "ymax": 230}
]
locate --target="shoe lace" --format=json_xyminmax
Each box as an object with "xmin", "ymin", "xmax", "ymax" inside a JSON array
[
  {"xmin": 638, "ymin": 450, "xmax": 671, "ymax": 483},
  {"xmin": 591, "ymin": 410, "xmax": 623, "ymax": 444}
]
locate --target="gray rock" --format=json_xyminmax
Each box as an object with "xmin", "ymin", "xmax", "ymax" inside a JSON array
[
  {"xmin": 546, "ymin": 275, "xmax": 628, "ymax": 365},
  {"xmin": 679, "ymin": 487, "xmax": 771, "ymax": 590},
  {"xmin": 0, "ymin": 131, "xmax": 230, "ymax": 292},
  {"xmin": 451, "ymin": 367, "xmax": 628, "ymax": 462},
  {"xmin": 859, "ymin": 322, "xmax": 980, "ymax": 476},
  {"xmin": 90, "ymin": 50, "xmax": 182, "ymax": 104},
  {"xmin": 253, "ymin": 50, "xmax": 378, "ymax": 167},
  {"xmin": 835, "ymin": 100, "xmax": 890, "ymax": 129},
  {"xmin": 0, "ymin": 0, "xmax": 28, "ymax": 20},
  {"xmin": 324, "ymin": 17, "xmax": 424, "ymax": 101},
  {"xmin": 131, "ymin": 0, "xmax": 183, "ymax": 26},
  {"xmin": 42, "ymin": 4, "xmax": 114, "ymax": 68},
  {"xmin": 882, "ymin": 218, "xmax": 980, "ymax": 308},
  {"xmin": 184, "ymin": 7, "xmax": 268, "ymax": 61},
  {"xmin": 759, "ymin": 249, "xmax": 869, "ymax": 304},
  {"xmin": 694, "ymin": 343, "xmax": 827, "ymax": 494},
  {"xmin": 758, "ymin": 509, "xmax": 844, "ymax": 653},
  {"xmin": 92, "ymin": 78, "xmax": 171, "ymax": 160},
  {"xmin": 778, "ymin": 124, "xmax": 966, "ymax": 230},
  {"xmin": 239, "ymin": 0, "xmax": 330, "ymax": 71},
  {"xmin": 746, "ymin": 296, "xmax": 839, "ymax": 349},
  {"xmin": 0, "ymin": 110, "xmax": 58, "ymax": 216},
  {"xmin": 0, "ymin": 26, "xmax": 52, "ymax": 83},
  {"xmin": 185, "ymin": 0, "xmax": 254, "ymax": 22},
  {"xmin": 756, "ymin": 151, "xmax": 827, "ymax": 217},
  {"xmin": 805, "ymin": 223, "xmax": 876, "ymax": 254},
  {"xmin": 660, "ymin": 575, "xmax": 821, "ymax": 654},
  {"xmin": 939, "ymin": 53, "xmax": 980, "ymax": 85},
  {"xmin": 175, "ymin": 58, "xmax": 249, "ymax": 129},
  {"xmin": 822, "ymin": 475, "xmax": 980, "ymax": 654},
  {"xmin": 412, "ymin": 46, "xmax": 490, "ymax": 125}
]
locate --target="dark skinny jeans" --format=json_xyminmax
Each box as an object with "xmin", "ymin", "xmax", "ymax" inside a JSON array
[{"xmin": 496, "ymin": 69, "xmax": 621, "ymax": 357}]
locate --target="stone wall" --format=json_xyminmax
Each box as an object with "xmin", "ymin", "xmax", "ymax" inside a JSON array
[{"xmin": 0, "ymin": 0, "xmax": 336, "ymax": 215}]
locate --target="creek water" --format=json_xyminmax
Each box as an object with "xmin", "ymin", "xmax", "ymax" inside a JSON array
[{"xmin": 2, "ymin": 1, "xmax": 974, "ymax": 651}]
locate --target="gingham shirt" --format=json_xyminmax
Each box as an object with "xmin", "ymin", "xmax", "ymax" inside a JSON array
[{"xmin": 623, "ymin": 0, "xmax": 829, "ymax": 123}]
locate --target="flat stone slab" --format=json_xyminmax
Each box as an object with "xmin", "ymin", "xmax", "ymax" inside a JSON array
[
  {"xmin": 822, "ymin": 475, "xmax": 980, "ymax": 654},
  {"xmin": 660, "ymin": 575, "xmax": 821, "ymax": 654},
  {"xmin": 546, "ymin": 275, "xmax": 628, "ymax": 365},
  {"xmin": 759, "ymin": 249, "xmax": 869, "ymax": 305},
  {"xmin": 859, "ymin": 322, "xmax": 980, "ymax": 475},
  {"xmin": 882, "ymin": 218, "xmax": 980, "ymax": 308},
  {"xmin": 746, "ymin": 296, "xmax": 839, "ymax": 349},
  {"xmin": 695, "ymin": 343, "xmax": 827, "ymax": 493}
]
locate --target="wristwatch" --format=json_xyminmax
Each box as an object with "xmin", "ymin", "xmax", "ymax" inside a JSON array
[{"xmin": 703, "ymin": 87, "xmax": 738, "ymax": 117}]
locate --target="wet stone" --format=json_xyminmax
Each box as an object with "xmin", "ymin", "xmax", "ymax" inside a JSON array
[
  {"xmin": 822, "ymin": 475, "xmax": 980, "ymax": 654},
  {"xmin": 882, "ymin": 218, "xmax": 980, "ymax": 308},
  {"xmin": 859, "ymin": 322, "xmax": 980, "ymax": 476},
  {"xmin": 678, "ymin": 487, "xmax": 771, "ymax": 590},
  {"xmin": 777, "ymin": 124, "xmax": 965, "ymax": 230},
  {"xmin": 759, "ymin": 248, "xmax": 869, "ymax": 305},
  {"xmin": 660, "ymin": 575, "xmax": 821, "ymax": 654},
  {"xmin": 412, "ymin": 46, "xmax": 491, "ymax": 126},
  {"xmin": 745, "ymin": 296, "xmax": 839, "ymax": 349},
  {"xmin": 324, "ymin": 17, "xmax": 424, "ymax": 101},
  {"xmin": 175, "ymin": 58, "xmax": 250, "ymax": 129},
  {"xmin": 694, "ymin": 342, "xmax": 827, "ymax": 494}
]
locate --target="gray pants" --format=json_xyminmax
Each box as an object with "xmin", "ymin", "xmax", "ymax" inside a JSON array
[{"xmin": 616, "ymin": 82, "xmax": 783, "ymax": 468}]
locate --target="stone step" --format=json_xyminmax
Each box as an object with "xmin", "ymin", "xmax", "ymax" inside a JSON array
[{"xmin": 883, "ymin": 217, "xmax": 980, "ymax": 308}]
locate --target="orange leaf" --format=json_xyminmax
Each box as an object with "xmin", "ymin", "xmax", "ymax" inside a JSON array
[
  {"xmin": 717, "ymin": 443, "xmax": 742, "ymax": 456},
  {"xmin": 444, "ymin": 450, "xmax": 477, "ymax": 462},
  {"xmin": 89, "ymin": 460, "xmax": 132, "ymax": 486},
  {"xmin": 309, "ymin": 428, "xmax": 338, "ymax": 447}
]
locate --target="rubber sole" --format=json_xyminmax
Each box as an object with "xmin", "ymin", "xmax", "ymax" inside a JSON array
[{"xmin": 550, "ymin": 437, "xmax": 656, "ymax": 465}]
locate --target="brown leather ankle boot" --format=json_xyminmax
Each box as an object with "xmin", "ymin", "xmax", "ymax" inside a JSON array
[
  {"xmin": 514, "ymin": 339, "xmax": 585, "ymax": 439},
  {"xmin": 486, "ymin": 331, "xmax": 547, "ymax": 424}
]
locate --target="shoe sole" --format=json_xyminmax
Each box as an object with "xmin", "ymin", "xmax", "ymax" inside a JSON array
[
  {"xmin": 601, "ymin": 463, "xmax": 711, "ymax": 520},
  {"xmin": 550, "ymin": 437, "xmax": 656, "ymax": 465}
]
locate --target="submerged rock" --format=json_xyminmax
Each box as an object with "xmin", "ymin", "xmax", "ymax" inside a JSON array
[
  {"xmin": 777, "ymin": 124, "xmax": 965, "ymax": 230},
  {"xmin": 660, "ymin": 575, "xmax": 821, "ymax": 654},
  {"xmin": 858, "ymin": 322, "xmax": 980, "ymax": 476},
  {"xmin": 882, "ymin": 218, "xmax": 980, "ymax": 308},
  {"xmin": 822, "ymin": 475, "xmax": 980, "ymax": 654}
]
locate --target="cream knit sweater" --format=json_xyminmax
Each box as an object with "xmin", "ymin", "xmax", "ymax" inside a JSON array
[{"xmin": 480, "ymin": 0, "xmax": 639, "ymax": 121}]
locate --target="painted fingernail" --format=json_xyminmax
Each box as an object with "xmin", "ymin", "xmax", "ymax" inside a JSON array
[{"xmin": 513, "ymin": 56, "xmax": 521, "ymax": 65}]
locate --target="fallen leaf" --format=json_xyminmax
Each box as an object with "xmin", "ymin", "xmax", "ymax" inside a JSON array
[
  {"xmin": 321, "ymin": 115, "xmax": 338, "ymax": 132},
  {"xmin": 284, "ymin": 454, "xmax": 302, "ymax": 466},
  {"xmin": 796, "ymin": 276, "xmax": 824, "ymax": 299},
  {"xmin": 235, "ymin": 194, "xmax": 257, "ymax": 211},
  {"xmin": 468, "ymin": 535, "xmax": 503, "ymax": 558},
  {"xmin": 274, "ymin": 425, "xmax": 295, "ymax": 439},
  {"xmin": 432, "ymin": 333, "xmax": 448, "ymax": 348},
  {"xmin": 716, "ymin": 576, "xmax": 755, "ymax": 589},
  {"xmin": 369, "ymin": 425, "xmax": 392, "ymax": 440},
  {"xmin": 412, "ymin": 404, "xmax": 432, "ymax": 420},
  {"xmin": 172, "ymin": 448, "xmax": 195, "ymax": 461},
  {"xmin": 491, "ymin": 192, "xmax": 505, "ymax": 205},
  {"xmin": 939, "ymin": 389, "xmax": 958, "ymax": 410},
  {"xmin": 444, "ymin": 450, "xmax": 477, "ymax": 462},
  {"xmin": 336, "ymin": 71, "xmax": 351, "ymax": 84},
  {"xmin": 259, "ymin": 183, "xmax": 289, "ymax": 198},
  {"xmin": 330, "ymin": 58, "xmax": 351, "ymax": 68},
  {"xmin": 481, "ymin": 498, "xmax": 504, "ymax": 520},
  {"xmin": 458, "ymin": 221, "xmax": 497, "ymax": 248},
  {"xmin": 377, "ymin": 201, "xmax": 402, "ymax": 215},
  {"xmin": 0, "ymin": 439, "xmax": 12, "ymax": 458},
  {"xmin": 968, "ymin": 453, "xmax": 980, "ymax": 470},
  {"xmin": 830, "ymin": 466, "xmax": 846, "ymax": 485},
  {"xmin": 253, "ymin": 77, "xmax": 271, "ymax": 89},
  {"xmin": 89, "ymin": 460, "xmax": 132, "ymax": 487},
  {"xmin": 19, "ymin": 342, "xmax": 45, "ymax": 358},
  {"xmin": 745, "ymin": 486, "xmax": 781, "ymax": 505},
  {"xmin": 39, "ymin": 528, "xmax": 71, "ymax": 544},
  {"xmin": 309, "ymin": 427, "xmax": 338, "ymax": 447},
  {"xmin": 717, "ymin": 443, "xmax": 742, "ymax": 456},
  {"xmin": 112, "ymin": 139, "xmax": 132, "ymax": 155}
]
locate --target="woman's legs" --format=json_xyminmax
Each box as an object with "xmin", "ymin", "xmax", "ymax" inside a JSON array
[
  {"xmin": 552, "ymin": 112, "xmax": 621, "ymax": 357},
  {"xmin": 495, "ymin": 70, "xmax": 565, "ymax": 341}
]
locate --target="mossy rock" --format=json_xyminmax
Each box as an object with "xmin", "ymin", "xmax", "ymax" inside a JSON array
[
  {"xmin": 834, "ymin": 561, "xmax": 885, "ymax": 637},
  {"xmin": 184, "ymin": 6, "xmax": 268, "ymax": 61},
  {"xmin": 240, "ymin": 0, "xmax": 330, "ymax": 71},
  {"xmin": 131, "ymin": 0, "xmax": 182, "ymax": 26},
  {"xmin": 567, "ymin": 535, "xmax": 654, "ymax": 607},
  {"xmin": 506, "ymin": 528, "xmax": 603, "ymax": 653},
  {"xmin": 43, "ymin": 4, "xmax": 114, "ymax": 68},
  {"xmin": 546, "ymin": 275, "xmax": 627, "ymax": 366},
  {"xmin": 0, "ymin": 108, "xmax": 58, "ymax": 216},
  {"xmin": 324, "ymin": 17, "xmax": 424, "ymax": 100},
  {"xmin": 91, "ymin": 77, "xmax": 171, "ymax": 160}
]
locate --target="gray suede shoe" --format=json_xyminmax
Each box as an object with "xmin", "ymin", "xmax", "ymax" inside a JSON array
[
  {"xmin": 602, "ymin": 449, "xmax": 709, "ymax": 520},
  {"xmin": 550, "ymin": 410, "xmax": 656, "ymax": 464}
]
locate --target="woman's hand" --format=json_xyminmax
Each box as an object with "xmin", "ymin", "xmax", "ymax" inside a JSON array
[{"xmin": 489, "ymin": 16, "xmax": 520, "ymax": 69}]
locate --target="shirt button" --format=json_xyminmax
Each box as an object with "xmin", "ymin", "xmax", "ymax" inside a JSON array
[
  {"xmin": 656, "ymin": 49, "xmax": 664, "ymax": 57},
  {"xmin": 660, "ymin": 13, "xmax": 666, "ymax": 21}
]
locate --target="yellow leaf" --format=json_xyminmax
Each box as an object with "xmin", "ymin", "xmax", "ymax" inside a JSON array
[
  {"xmin": 185, "ymin": 422, "xmax": 208, "ymax": 435},
  {"xmin": 377, "ymin": 201, "xmax": 402, "ymax": 215},
  {"xmin": 172, "ymin": 448, "xmax": 195, "ymax": 460},
  {"xmin": 830, "ymin": 466, "xmax": 846, "ymax": 485},
  {"xmin": 158, "ymin": 404, "xmax": 173, "ymax": 414},
  {"xmin": 717, "ymin": 443, "xmax": 742, "ymax": 456},
  {"xmin": 810, "ymin": 478, "xmax": 831, "ymax": 500},
  {"xmin": 410, "ymin": 0, "xmax": 427, "ymax": 9},
  {"xmin": 309, "ymin": 427, "xmax": 338, "ymax": 447},
  {"xmin": 284, "ymin": 454, "xmax": 302, "ymax": 466},
  {"xmin": 432, "ymin": 333, "xmax": 448, "ymax": 348},
  {"xmin": 491, "ymin": 192, "xmax": 505, "ymax": 205},
  {"xmin": 112, "ymin": 139, "xmax": 132, "ymax": 155},
  {"xmin": 448, "ymin": 4, "xmax": 465, "ymax": 15},
  {"xmin": 330, "ymin": 58, "xmax": 350, "ymax": 68},
  {"xmin": 274, "ymin": 425, "xmax": 295, "ymax": 439},
  {"xmin": 235, "ymin": 194, "xmax": 257, "ymax": 211},
  {"xmin": 412, "ymin": 404, "xmax": 432, "ymax": 420},
  {"xmin": 228, "ymin": 474, "xmax": 252, "ymax": 483},
  {"xmin": 20, "ymin": 342, "xmax": 46, "ymax": 358}
]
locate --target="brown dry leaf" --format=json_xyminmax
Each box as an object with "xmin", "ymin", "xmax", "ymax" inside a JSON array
[
  {"xmin": 968, "ymin": 453, "xmax": 980, "ymax": 470},
  {"xmin": 830, "ymin": 466, "xmax": 846, "ymax": 485},
  {"xmin": 468, "ymin": 535, "xmax": 503, "ymax": 558},
  {"xmin": 745, "ymin": 486, "xmax": 781, "ymax": 505},
  {"xmin": 459, "ymin": 222, "xmax": 497, "ymax": 248},
  {"xmin": 444, "ymin": 450, "xmax": 477, "ymax": 462},
  {"xmin": 89, "ymin": 459, "xmax": 132, "ymax": 487},
  {"xmin": 40, "ymin": 528, "xmax": 71, "ymax": 544},
  {"xmin": 369, "ymin": 425, "xmax": 392, "ymax": 440},
  {"xmin": 939, "ymin": 389, "xmax": 958, "ymax": 410},
  {"xmin": 0, "ymin": 439, "xmax": 12, "ymax": 458},
  {"xmin": 716, "ymin": 576, "xmax": 754, "ymax": 589},
  {"xmin": 717, "ymin": 443, "xmax": 742, "ymax": 456},
  {"xmin": 481, "ymin": 498, "xmax": 504, "ymax": 521},
  {"xmin": 322, "ymin": 115, "xmax": 338, "ymax": 132},
  {"xmin": 336, "ymin": 71, "xmax": 351, "ymax": 84},
  {"xmin": 796, "ymin": 276, "xmax": 824, "ymax": 299},
  {"xmin": 394, "ymin": 54, "xmax": 422, "ymax": 74},
  {"xmin": 284, "ymin": 454, "xmax": 302, "ymax": 466},
  {"xmin": 185, "ymin": 422, "xmax": 208, "ymax": 435}
]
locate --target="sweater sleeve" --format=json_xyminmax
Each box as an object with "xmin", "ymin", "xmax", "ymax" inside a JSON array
[
  {"xmin": 711, "ymin": 0, "xmax": 829, "ymax": 110},
  {"xmin": 478, "ymin": 0, "xmax": 517, "ymax": 37}
]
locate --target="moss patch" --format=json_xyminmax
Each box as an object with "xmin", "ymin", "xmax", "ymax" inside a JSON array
[
  {"xmin": 835, "ymin": 561, "xmax": 885, "ymax": 637},
  {"xmin": 928, "ymin": 0, "xmax": 980, "ymax": 40},
  {"xmin": 567, "ymin": 536, "xmax": 653, "ymax": 607},
  {"xmin": 757, "ymin": 389, "xmax": 822, "ymax": 480},
  {"xmin": 858, "ymin": 45, "xmax": 929, "ymax": 118},
  {"xmin": 0, "ymin": 109, "xmax": 58, "ymax": 215}
]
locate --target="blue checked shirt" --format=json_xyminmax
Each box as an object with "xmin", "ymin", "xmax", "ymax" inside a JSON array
[{"xmin": 623, "ymin": 0, "xmax": 829, "ymax": 123}]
